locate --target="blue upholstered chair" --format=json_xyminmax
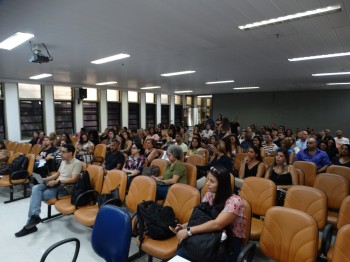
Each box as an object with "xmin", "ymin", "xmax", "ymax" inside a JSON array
[{"xmin": 91, "ymin": 205, "xmax": 132, "ymax": 262}]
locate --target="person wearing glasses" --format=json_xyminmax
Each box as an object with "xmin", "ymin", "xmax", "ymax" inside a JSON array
[
  {"xmin": 122, "ymin": 143, "xmax": 146, "ymax": 187},
  {"xmin": 171, "ymin": 166, "xmax": 246, "ymax": 261},
  {"xmin": 152, "ymin": 145, "xmax": 187, "ymax": 200},
  {"xmin": 15, "ymin": 144, "xmax": 82, "ymax": 237}
]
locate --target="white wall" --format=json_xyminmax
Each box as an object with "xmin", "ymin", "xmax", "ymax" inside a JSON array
[
  {"xmin": 43, "ymin": 85, "xmax": 55, "ymax": 134},
  {"xmin": 4, "ymin": 83, "xmax": 21, "ymax": 141}
]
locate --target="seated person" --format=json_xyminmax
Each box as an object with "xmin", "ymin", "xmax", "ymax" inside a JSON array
[
  {"xmin": 102, "ymin": 139, "xmax": 125, "ymax": 171},
  {"xmin": 294, "ymin": 138, "xmax": 331, "ymax": 173},
  {"xmin": 0, "ymin": 140, "xmax": 10, "ymax": 170},
  {"xmin": 239, "ymin": 146, "xmax": 266, "ymax": 179},
  {"xmin": 262, "ymin": 134, "xmax": 278, "ymax": 157},
  {"xmin": 105, "ymin": 129, "xmax": 117, "ymax": 150},
  {"xmin": 265, "ymin": 149, "xmax": 298, "ymax": 189},
  {"xmin": 34, "ymin": 136, "xmax": 57, "ymax": 177},
  {"xmin": 172, "ymin": 166, "xmax": 246, "ymax": 261},
  {"xmin": 152, "ymin": 145, "xmax": 187, "ymax": 200},
  {"xmin": 76, "ymin": 133, "xmax": 95, "ymax": 164},
  {"xmin": 144, "ymin": 138, "xmax": 161, "ymax": 165},
  {"xmin": 187, "ymin": 136, "xmax": 204, "ymax": 157},
  {"xmin": 122, "ymin": 143, "xmax": 145, "ymax": 187},
  {"xmin": 332, "ymin": 144, "xmax": 350, "ymax": 167},
  {"xmin": 15, "ymin": 144, "xmax": 82, "ymax": 237},
  {"xmin": 120, "ymin": 131, "xmax": 133, "ymax": 155}
]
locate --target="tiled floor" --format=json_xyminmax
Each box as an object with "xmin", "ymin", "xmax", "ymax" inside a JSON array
[{"xmin": 0, "ymin": 185, "xmax": 271, "ymax": 262}]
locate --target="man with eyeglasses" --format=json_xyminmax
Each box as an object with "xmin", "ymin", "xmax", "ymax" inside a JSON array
[{"xmin": 15, "ymin": 144, "xmax": 82, "ymax": 237}]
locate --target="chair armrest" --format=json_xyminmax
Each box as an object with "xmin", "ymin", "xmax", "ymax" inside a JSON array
[
  {"xmin": 100, "ymin": 197, "xmax": 123, "ymax": 207},
  {"xmin": 236, "ymin": 242, "xmax": 256, "ymax": 262},
  {"xmin": 9, "ymin": 170, "xmax": 29, "ymax": 183},
  {"xmin": 40, "ymin": 238, "xmax": 80, "ymax": 262},
  {"xmin": 75, "ymin": 189, "xmax": 98, "ymax": 209},
  {"xmin": 321, "ymin": 223, "xmax": 334, "ymax": 256}
]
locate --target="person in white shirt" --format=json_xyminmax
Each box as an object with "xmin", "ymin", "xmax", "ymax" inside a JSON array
[
  {"xmin": 296, "ymin": 130, "xmax": 308, "ymax": 151},
  {"xmin": 175, "ymin": 132, "xmax": 188, "ymax": 155},
  {"xmin": 201, "ymin": 124, "xmax": 213, "ymax": 140},
  {"xmin": 334, "ymin": 130, "xmax": 350, "ymax": 149}
]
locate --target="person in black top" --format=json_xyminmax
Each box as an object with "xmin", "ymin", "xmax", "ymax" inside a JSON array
[{"xmin": 103, "ymin": 139, "xmax": 125, "ymax": 171}]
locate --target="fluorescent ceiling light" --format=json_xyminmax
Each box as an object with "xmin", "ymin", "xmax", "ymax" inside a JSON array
[
  {"xmin": 140, "ymin": 86, "xmax": 161, "ymax": 90},
  {"xmin": 95, "ymin": 81, "xmax": 118, "ymax": 86},
  {"xmin": 233, "ymin": 87, "xmax": 260, "ymax": 90},
  {"xmin": 161, "ymin": 71, "xmax": 196, "ymax": 77},
  {"xmin": 29, "ymin": 73, "xmax": 52, "ymax": 80},
  {"xmin": 326, "ymin": 82, "xmax": 350, "ymax": 85},
  {"xmin": 238, "ymin": 4, "xmax": 341, "ymax": 31},
  {"xmin": 205, "ymin": 80, "xmax": 234, "ymax": 85},
  {"xmin": 197, "ymin": 95, "xmax": 212, "ymax": 98},
  {"xmin": 174, "ymin": 90, "xmax": 193, "ymax": 94},
  {"xmin": 312, "ymin": 72, "xmax": 350, "ymax": 76},
  {"xmin": 289, "ymin": 51, "xmax": 350, "ymax": 62},
  {"xmin": 0, "ymin": 32, "xmax": 34, "ymax": 50},
  {"xmin": 91, "ymin": 53, "xmax": 130, "ymax": 64}
]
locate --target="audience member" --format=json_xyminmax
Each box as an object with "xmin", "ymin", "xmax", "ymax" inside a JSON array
[
  {"xmin": 334, "ymin": 130, "xmax": 349, "ymax": 149},
  {"xmin": 175, "ymin": 132, "xmax": 188, "ymax": 155},
  {"xmin": 28, "ymin": 131, "xmax": 39, "ymax": 146},
  {"xmin": 262, "ymin": 134, "xmax": 278, "ymax": 157},
  {"xmin": 105, "ymin": 129, "xmax": 117, "ymax": 150},
  {"xmin": 130, "ymin": 129, "xmax": 142, "ymax": 144},
  {"xmin": 240, "ymin": 131, "xmax": 253, "ymax": 152},
  {"xmin": 56, "ymin": 132, "xmax": 72, "ymax": 147},
  {"xmin": 332, "ymin": 144, "xmax": 350, "ymax": 167},
  {"xmin": 0, "ymin": 140, "xmax": 9, "ymax": 170},
  {"xmin": 76, "ymin": 133, "xmax": 95, "ymax": 164},
  {"xmin": 265, "ymin": 149, "xmax": 298, "ymax": 189},
  {"xmin": 103, "ymin": 139, "xmax": 125, "ymax": 170},
  {"xmin": 88, "ymin": 130, "xmax": 100, "ymax": 146},
  {"xmin": 120, "ymin": 131, "xmax": 133, "ymax": 155},
  {"xmin": 201, "ymin": 123, "xmax": 213, "ymax": 140},
  {"xmin": 239, "ymin": 146, "xmax": 266, "ymax": 179},
  {"xmin": 294, "ymin": 138, "xmax": 331, "ymax": 173},
  {"xmin": 144, "ymin": 138, "xmax": 161, "ymax": 165},
  {"xmin": 204, "ymin": 114, "xmax": 215, "ymax": 130},
  {"xmin": 15, "ymin": 144, "xmax": 82, "ymax": 237},
  {"xmin": 252, "ymin": 135, "xmax": 265, "ymax": 159},
  {"xmin": 122, "ymin": 143, "xmax": 145, "ymax": 187},
  {"xmin": 187, "ymin": 136, "xmax": 204, "ymax": 157},
  {"xmin": 227, "ymin": 135, "xmax": 242, "ymax": 157},
  {"xmin": 152, "ymin": 145, "xmax": 187, "ymax": 200},
  {"xmin": 99, "ymin": 128, "xmax": 109, "ymax": 142},
  {"xmin": 296, "ymin": 130, "xmax": 308, "ymax": 150},
  {"xmin": 37, "ymin": 131, "xmax": 45, "ymax": 145},
  {"xmin": 146, "ymin": 127, "xmax": 160, "ymax": 142}
]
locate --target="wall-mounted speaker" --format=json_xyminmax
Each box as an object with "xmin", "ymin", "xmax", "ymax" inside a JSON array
[{"xmin": 79, "ymin": 88, "xmax": 87, "ymax": 99}]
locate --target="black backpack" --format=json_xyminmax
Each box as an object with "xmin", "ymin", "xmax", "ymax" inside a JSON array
[
  {"xmin": 0, "ymin": 155, "xmax": 28, "ymax": 177},
  {"xmin": 137, "ymin": 200, "xmax": 177, "ymax": 243},
  {"xmin": 71, "ymin": 170, "xmax": 93, "ymax": 206}
]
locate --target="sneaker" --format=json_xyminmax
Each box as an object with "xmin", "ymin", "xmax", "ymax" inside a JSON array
[
  {"xmin": 15, "ymin": 226, "xmax": 38, "ymax": 237},
  {"xmin": 25, "ymin": 215, "xmax": 42, "ymax": 229}
]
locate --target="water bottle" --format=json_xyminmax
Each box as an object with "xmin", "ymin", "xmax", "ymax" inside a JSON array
[{"xmin": 220, "ymin": 230, "xmax": 227, "ymax": 242}]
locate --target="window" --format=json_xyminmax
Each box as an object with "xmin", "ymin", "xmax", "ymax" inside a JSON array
[
  {"xmin": 83, "ymin": 88, "xmax": 98, "ymax": 101},
  {"xmin": 146, "ymin": 104, "xmax": 156, "ymax": 128},
  {"xmin": 175, "ymin": 105, "xmax": 183, "ymax": 126},
  {"xmin": 54, "ymin": 86, "xmax": 72, "ymax": 100},
  {"xmin": 161, "ymin": 94, "xmax": 169, "ymax": 104},
  {"xmin": 128, "ymin": 91, "xmax": 139, "ymax": 102},
  {"xmin": 161, "ymin": 105, "xmax": 170, "ymax": 127},
  {"xmin": 186, "ymin": 96, "xmax": 193, "ymax": 106},
  {"xmin": 54, "ymin": 102, "xmax": 74, "ymax": 135},
  {"xmin": 175, "ymin": 95, "xmax": 182, "ymax": 105},
  {"xmin": 18, "ymin": 83, "xmax": 44, "ymax": 138},
  {"xmin": 206, "ymin": 98, "xmax": 212, "ymax": 107},
  {"xmin": 197, "ymin": 97, "xmax": 202, "ymax": 106},
  {"xmin": 20, "ymin": 100, "xmax": 44, "ymax": 138},
  {"xmin": 107, "ymin": 102, "xmax": 121, "ymax": 128},
  {"xmin": 128, "ymin": 103, "xmax": 140, "ymax": 130},
  {"xmin": 107, "ymin": 90, "xmax": 120, "ymax": 102},
  {"xmin": 83, "ymin": 102, "xmax": 99, "ymax": 131},
  {"xmin": 146, "ymin": 93, "xmax": 155, "ymax": 103},
  {"xmin": 18, "ymin": 83, "xmax": 41, "ymax": 99}
]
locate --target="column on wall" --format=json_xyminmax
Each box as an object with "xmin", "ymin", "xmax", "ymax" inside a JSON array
[
  {"xmin": 156, "ymin": 94, "xmax": 161, "ymax": 125},
  {"xmin": 43, "ymin": 85, "xmax": 55, "ymax": 134},
  {"xmin": 140, "ymin": 92, "xmax": 146, "ymax": 129},
  {"xmin": 121, "ymin": 91, "xmax": 128, "ymax": 128},
  {"xmin": 4, "ymin": 83, "xmax": 21, "ymax": 141},
  {"xmin": 74, "ymin": 88, "xmax": 83, "ymax": 133},
  {"xmin": 99, "ymin": 89, "xmax": 107, "ymax": 132},
  {"xmin": 170, "ymin": 94, "xmax": 175, "ymax": 125}
]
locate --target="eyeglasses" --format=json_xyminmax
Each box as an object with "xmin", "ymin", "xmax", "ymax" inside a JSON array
[{"xmin": 210, "ymin": 166, "xmax": 220, "ymax": 175}]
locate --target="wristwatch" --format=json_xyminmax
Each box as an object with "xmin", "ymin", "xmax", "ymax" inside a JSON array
[{"xmin": 187, "ymin": 226, "xmax": 192, "ymax": 236}]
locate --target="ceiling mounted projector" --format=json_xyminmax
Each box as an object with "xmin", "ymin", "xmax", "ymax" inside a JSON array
[{"xmin": 29, "ymin": 41, "xmax": 53, "ymax": 64}]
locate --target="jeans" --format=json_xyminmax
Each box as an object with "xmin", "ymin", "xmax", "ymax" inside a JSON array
[
  {"xmin": 156, "ymin": 184, "xmax": 170, "ymax": 200},
  {"xmin": 27, "ymin": 184, "xmax": 68, "ymax": 223}
]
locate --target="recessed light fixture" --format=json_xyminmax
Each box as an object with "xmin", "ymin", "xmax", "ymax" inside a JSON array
[
  {"xmin": 326, "ymin": 82, "xmax": 350, "ymax": 85},
  {"xmin": 161, "ymin": 71, "xmax": 196, "ymax": 77},
  {"xmin": 205, "ymin": 80, "xmax": 234, "ymax": 85},
  {"xmin": 312, "ymin": 72, "xmax": 350, "ymax": 76},
  {"xmin": 174, "ymin": 90, "xmax": 193, "ymax": 94},
  {"xmin": 289, "ymin": 51, "xmax": 350, "ymax": 62},
  {"xmin": 233, "ymin": 87, "xmax": 260, "ymax": 90},
  {"xmin": 238, "ymin": 4, "xmax": 341, "ymax": 31},
  {"xmin": 95, "ymin": 81, "xmax": 118, "ymax": 86},
  {"xmin": 91, "ymin": 53, "xmax": 130, "ymax": 64},
  {"xmin": 140, "ymin": 86, "xmax": 161, "ymax": 90},
  {"xmin": 0, "ymin": 32, "xmax": 34, "ymax": 50},
  {"xmin": 197, "ymin": 95, "xmax": 212, "ymax": 98},
  {"xmin": 29, "ymin": 73, "xmax": 52, "ymax": 80}
]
